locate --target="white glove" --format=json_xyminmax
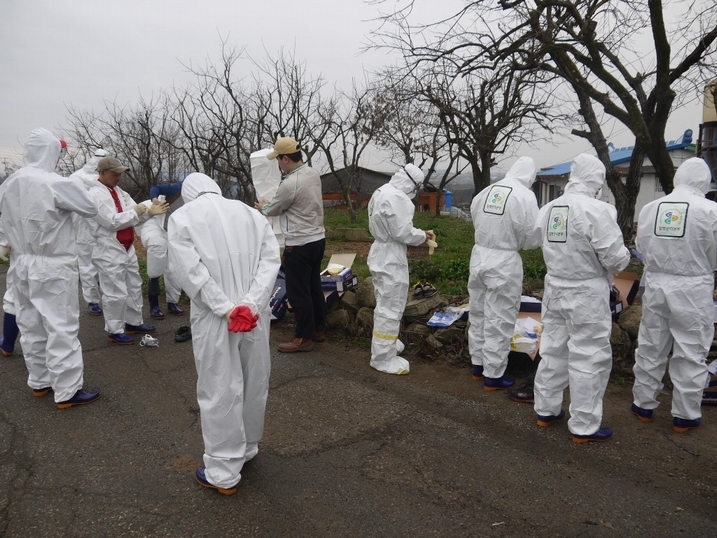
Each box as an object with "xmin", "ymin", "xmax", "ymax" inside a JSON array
[
  {"xmin": 133, "ymin": 204, "xmax": 147, "ymax": 217},
  {"xmin": 148, "ymin": 202, "xmax": 169, "ymax": 217},
  {"xmin": 0, "ymin": 245, "xmax": 9, "ymax": 262}
]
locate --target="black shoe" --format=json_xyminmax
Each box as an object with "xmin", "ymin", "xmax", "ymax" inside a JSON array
[
  {"xmin": 508, "ymin": 383, "xmax": 534, "ymax": 403},
  {"xmin": 420, "ymin": 282, "xmax": 438, "ymax": 298},
  {"xmin": 167, "ymin": 303, "xmax": 185, "ymax": 316},
  {"xmin": 175, "ymin": 326, "xmax": 192, "ymax": 342}
]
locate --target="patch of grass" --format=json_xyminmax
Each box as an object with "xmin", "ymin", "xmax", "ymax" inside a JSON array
[
  {"xmin": 324, "ymin": 207, "xmax": 476, "ymax": 296},
  {"xmin": 323, "ymin": 207, "xmax": 370, "ymax": 229}
]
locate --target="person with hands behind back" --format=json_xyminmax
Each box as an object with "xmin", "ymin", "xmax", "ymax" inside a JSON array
[{"xmin": 168, "ymin": 172, "xmax": 280, "ymax": 495}]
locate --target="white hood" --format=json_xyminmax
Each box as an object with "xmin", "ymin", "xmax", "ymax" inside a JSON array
[
  {"xmin": 389, "ymin": 164, "xmax": 424, "ymax": 197},
  {"xmin": 673, "ymin": 157, "xmax": 711, "ymax": 195},
  {"xmin": 503, "ymin": 156, "xmax": 537, "ymax": 188},
  {"xmin": 564, "ymin": 154, "xmax": 605, "ymax": 197},
  {"xmin": 71, "ymin": 148, "xmax": 108, "ymax": 188},
  {"xmin": 22, "ymin": 128, "xmax": 62, "ymax": 172},
  {"xmin": 181, "ymin": 172, "xmax": 222, "ymax": 203}
]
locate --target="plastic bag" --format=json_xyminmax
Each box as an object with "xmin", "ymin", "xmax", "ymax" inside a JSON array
[
  {"xmin": 510, "ymin": 318, "xmax": 543, "ymax": 354},
  {"xmin": 426, "ymin": 306, "xmax": 465, "ymax": 327}
]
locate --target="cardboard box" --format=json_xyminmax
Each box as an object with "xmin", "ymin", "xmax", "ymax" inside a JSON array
[
  {"xmin": 270, "ymin": 276, "xmax": 289, "ymax": 320},
  {"xmin": 520, "ymin": 295, "xmax": 542, "ymax": 313},
  {"xmin": 612, "ymin": 271, "xmax": 640, "ymax": 312},
  {"xmin": 322, "ymin": 267, "xmax": 355, "ymax": 291},
  {"xmin": 511, "ymin": 273, "xmax": 642, "ymax": 359},
  {"xmin": 320, "ymin": 253, "xmax": 358, "ymax": 294},
  {"xmin": 324, "ymin": 288, "xmax": 339, "ymax": 308}
]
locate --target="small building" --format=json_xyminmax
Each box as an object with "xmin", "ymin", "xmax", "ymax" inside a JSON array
[
  {"xmin": 321, "ymin": 166, "xmax": 444, "ymax": 212},
  {"xmin": 535, "ymin": 130, "xmax": 696, "ymax": 219},
  {"xmin": 320, "ymin": 166, "xmax": 391, "ymax": 209}
]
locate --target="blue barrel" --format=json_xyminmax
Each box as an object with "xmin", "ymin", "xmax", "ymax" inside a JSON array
[{"xmin": 443, "ymin": 190, "xmax": 453, "ymax": 211}]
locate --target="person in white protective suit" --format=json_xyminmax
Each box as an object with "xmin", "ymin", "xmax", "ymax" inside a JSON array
[
  {"xmin": 468, "ymin": 156, "xmax": 541, "ymax": 391},
  {"xmin": 631, "ymin": 157, "xmax": 717, "ymax": 433},
  {"xmin": 367, "ymin": 164, "xmax": 435, "ymax": 375},
  {"xmin": 533, "ymin": 154, "xmax": 629, "ymax": 444},
  {"xmin": 69, "ymin": 148, "xmax": 108, "ymax": 315},
  {"xmin": 140, "ymin": 182, "xmax": 185, "ymax": 320},
  {"xmin": 167, "ymin": 173, "xmax": 280, "ymax": 495},
  {"xmin": 0, "ymin": 128, "xmax": 101, "ymax": 408},
  {"xmin": 0, "ymin": 222, "xmax": 20, "ymax": 357},
  {"xmin": 88, "ymin": 156, "xmax": 168, "ymax": 345}
]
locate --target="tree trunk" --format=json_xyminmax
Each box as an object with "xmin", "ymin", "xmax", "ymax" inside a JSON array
[
  {"xmin": 647, "ymin": 139, "xmax": 676, "ymax": 194},
  {"xmin": 469, "ymin": 159, "xmax": 484, "ymax": 199}
]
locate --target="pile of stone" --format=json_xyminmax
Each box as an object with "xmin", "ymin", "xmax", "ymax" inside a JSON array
[{"xmin": 327, "ymin": 278, "xmax": 717, "ymax": 379}]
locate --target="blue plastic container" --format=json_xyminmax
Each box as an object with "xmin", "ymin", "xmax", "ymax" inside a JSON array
[{"xmin": 443, "ymin": 190, "xmax": 453, "ymax": 211}]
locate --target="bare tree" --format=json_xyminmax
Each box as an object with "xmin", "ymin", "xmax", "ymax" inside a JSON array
[
  {"xmin": 369, "ymin": 4, "xmax": 561, "ymax": 197},
  {"xmin": 65, "ymin": 95, "xmax": 187, "ymax": 200},
  {"xmin": 490, "ymin": 0, "xmax": 717, "ymax": 239},
  {"xmin": 174, "ymin": 45, "xmax": 258, "ymax": 201},
  {"xmin": 314, "ymin": 81, "xmax": 385, "ymax": 221},
  {"xmin": 421, "ymin": 62, "xmax": 557, "ymax": 196},
  {"xmin": 376, "ymin": 1, "xmax": 717, "ymax": 238},
  {"xmin": 370, "ymin": 70, "xmax": 468, "ymax": 215},
  {"xmin": 250, "ymin": 48, "xmax": 336, "ymax": 165}
]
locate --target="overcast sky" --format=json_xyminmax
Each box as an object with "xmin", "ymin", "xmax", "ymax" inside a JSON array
[{"xmin": 0, "ymin": 0, "xmax": 705, "ymax": 174}]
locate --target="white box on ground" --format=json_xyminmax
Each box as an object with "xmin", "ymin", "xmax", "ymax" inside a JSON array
[{"xmin": 320, "ymin": 253, "xmax": 358, "ymax": 293}]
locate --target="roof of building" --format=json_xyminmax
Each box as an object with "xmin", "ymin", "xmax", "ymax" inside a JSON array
[{"xmin": 536, "ymin": 129, "xmax": 695, "ymax": 179}]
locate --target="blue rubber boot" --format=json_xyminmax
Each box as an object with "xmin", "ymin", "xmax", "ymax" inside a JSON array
[
  {"xmin": 0, "ymin": 313, "xmax": 19, "ymax": 356},
  {"xmin": 471, "ymin": 365, "xmax": 484, "ymax": 381},
  {"xmin": 572, "ymin": 427, "xmax": 613, "ymax": 444},
  {"xmin": 536, "ymin": 409, "xmax": 566, "ymax": 427},
  {"xmin": 631, "ymin": 403, "xmax": 653, "ymax": 423},
  {"xmin": 483, "ymin": 376, "xmax": 515, "ymax": 392},
  {"xmin": 673, "ymin": 417, "xmax": 700, "ymax": 433}
]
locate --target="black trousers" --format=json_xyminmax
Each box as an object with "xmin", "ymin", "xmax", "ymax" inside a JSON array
[{"xmin": 283, "ymin": 238, "xmax": 326, "ymax": 339}]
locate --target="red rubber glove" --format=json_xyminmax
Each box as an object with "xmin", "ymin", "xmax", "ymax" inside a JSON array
[{"xmin": 228, "ymin": 305, "xmax": 259, "ymax": 333}]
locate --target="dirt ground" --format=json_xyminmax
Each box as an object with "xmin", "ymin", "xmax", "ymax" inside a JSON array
[{"xmin": 2, "ymin": 264, "xmax": 717, "ymax": 536}]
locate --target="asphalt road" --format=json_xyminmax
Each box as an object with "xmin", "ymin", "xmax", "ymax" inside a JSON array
[{"xmin": 1, "ymin": 270, "xmax": 716, "ymax": 537}]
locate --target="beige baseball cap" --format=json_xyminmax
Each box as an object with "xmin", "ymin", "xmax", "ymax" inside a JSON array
[
  {"xmin": 266, "ymin": 137, "xmax": 301, "ymax": 160},
  {"xmin": 97, "ymin": 156, "xmax": 130, "ymax": 173}
]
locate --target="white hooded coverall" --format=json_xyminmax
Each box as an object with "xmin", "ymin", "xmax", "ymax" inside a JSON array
[
  {"xmin": 139, "ymin": 212, "xmax": 182, "ymax": 304},
  {"xmin": 87, "ymin": 177, "xmax": 151, "ymax": 334},
  {"xmin": 69, "ymin": 149, "xmax": 107, "ymax": 304},
  {"xmin": 168, "ymin": 173, "xmax": 280, "ymax": 489},
  {"xmin": 468, "ymin": 157, "xmax": 541, "ymax": 378},
  {"xmin": 367, "ymin": 164, "xmax": 427, "ymax": 375},
  {"xmin": 0, "ymin": 221, "xmax": 16, "ymax": 317},
  {"xmin": 632, "ymin": 158, "xmax": 717, "ymax": 421},
  {"xmin": 0, "ymin": 128, "xmax": 98, "ymax": 402},
  {"xmin": 533, "ymin": 154, "xmax": 629, "ymax": 436}
]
